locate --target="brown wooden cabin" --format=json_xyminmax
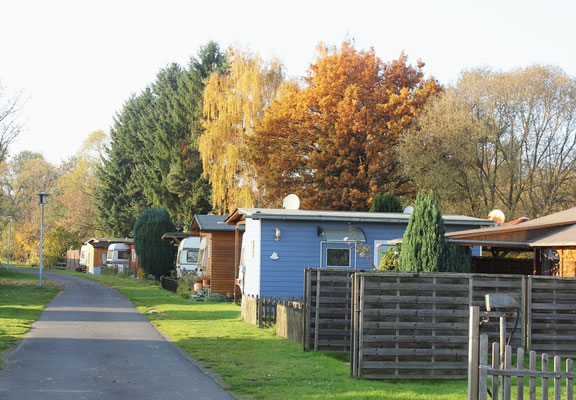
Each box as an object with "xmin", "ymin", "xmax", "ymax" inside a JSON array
[
  {"xmin": 84, "ymin": 237, "xmax": 133, "ymax": 275},
  {"xmin": 446, "ymin": 207, "xmax": 576, "ymax": 276},
  {"xmin": 190, "ymin": 215, "xmax": 244, "ymax": 296}
]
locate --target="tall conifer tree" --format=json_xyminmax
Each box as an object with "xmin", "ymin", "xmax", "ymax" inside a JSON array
[
  {"xmin": 399, "ymin": 192, "xmax": 446, "ymax": 272},
  {"xmin": 399, "ymin": 191, "xmax": 471, "ymax": 272},
  {"xmin": 95, "ymin": 42, "xmax": 226, "ymax": 235}
]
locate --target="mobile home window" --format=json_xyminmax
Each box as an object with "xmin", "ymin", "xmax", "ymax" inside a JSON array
[
  {"xmin": 117, "ymin": 250, "xmax": 129, "ymax": 260},
  {"xmin": 318, "ymin": 227, "xmax": 366, "ymax": 242},
  {"xmin": 326, "ymin": 248, "xmax": 351, "ymax": 268},
  {"xmin": 197, "ymin": 237, "xmax": 207, "ymax": 269},
  {"xmin": 373, "ymin": 240, "xmax": 397, "ymax": 268},
  {"xmin": 186, "ymin": 250, "xmax": 199, "ymax": 263}
]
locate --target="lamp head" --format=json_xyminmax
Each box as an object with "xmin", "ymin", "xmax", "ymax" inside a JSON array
[{"xmin": 38, "ymin": 192, "xmax": 50, "ymax": 205}]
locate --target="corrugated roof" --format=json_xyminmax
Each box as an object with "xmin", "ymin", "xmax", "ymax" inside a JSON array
[
  {"xmin": 85, "ymin": 237, "xmax": 133, "ymax": 248},
  {"xmin": 226, "ymin": 208, "xmax": 493, "ymax": 226},
  {"xmin": 192, "ymin": 214, "xmax": 243, "ymax": 232},
  {"xmin": 528, "ymin": 225, "xmax": 576, "ymax": 247}
]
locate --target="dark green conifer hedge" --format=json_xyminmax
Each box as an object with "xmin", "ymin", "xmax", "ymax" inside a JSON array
[
  {"xmin": 133, "ymin": 207, "xmax": 176, "ymax": 279},
  {"xmin": 399, "ymin": 191, "xmax": 470, "ymax": 272},
  {"xmin": 369, "ymin": 192, "xmax": 403, "ymax": 212}
]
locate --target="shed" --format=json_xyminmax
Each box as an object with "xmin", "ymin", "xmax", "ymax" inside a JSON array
[
  {"xmin": 446, "ymin": 207, "xmax": 576, "ymax": 276},
  {"xmin": 190, "ymin": 215, "xmax": 244, "ymax": 296},
  {"xmin": 226, "ymin": 208, "xmax": 493, "ymax": 298},
  {"xmin": 84, "ymin": 237, "xmax": 133, "ymax": 275}
]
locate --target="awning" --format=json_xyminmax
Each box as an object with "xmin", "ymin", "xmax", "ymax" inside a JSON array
[{"xmin": 317, "ymin": 227, "xmax": 366, "ymax": 241}]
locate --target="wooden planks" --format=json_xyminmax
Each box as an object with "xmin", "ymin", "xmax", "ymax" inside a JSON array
[
  {"xmin": 528, "ymin": 276, "xmax": 576, "ymax": 358},
  {"xmin": 305, "ymin": 268, "xmax": 354, "ymax": 353},
  {"xmin": 476, "ymin": 334, "xmax": 576, "ymax": 400},
  {"xmin": 303, "ymin": 268, "xmax": 576, "ymax": 381},
  {"xmin": 352, "ymin": 272, "xmax": 472, "ymax": 379},
  {"xmin": 471, "ymin": 274, "xmax": 526, "ymax": 349},
  {"xmin": 276, "ymin": 302, "xmax": 305, "ymax": 344}
]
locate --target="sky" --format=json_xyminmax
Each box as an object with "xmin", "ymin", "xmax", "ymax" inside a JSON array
[{"xmin": 1, "ymin": 0, "xmax": 575, "ymax": 165}]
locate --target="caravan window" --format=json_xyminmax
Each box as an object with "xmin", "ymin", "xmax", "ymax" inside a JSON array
[
  {"xmin": 196, "ymin": 237, "xmax": 207, "ymax": 269},
  {"xmin": 117, "ymin": 250, "xmax": 129, "ymax": 260},
  {"xmin": 107, "ymin": 249, "xmax": 114, "ymax": 260},
  {"xmin": 186, "ymin": 250, "xmax": 199, "ymax": 263},
  {"xmin": 326, "ymin": 248, "xmax": 351, "ymax": 267}
]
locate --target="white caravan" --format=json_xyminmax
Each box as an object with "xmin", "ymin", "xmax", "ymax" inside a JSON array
[
  {"xmin": 106, "ymin": 243, "xmax": 130, "ymax": 273},
  {"xmin": 79, "ymin": 245, "xmax": 88, "ymax": 271},
  {"xmin": 176, "ymin": 236, "xmax": 201, "ymax": 277}
]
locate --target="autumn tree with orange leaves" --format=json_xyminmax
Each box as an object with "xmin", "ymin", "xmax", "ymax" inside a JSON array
[{"xmin": 250, "ymin": 42, "xmax": 441, "ymax": 211}]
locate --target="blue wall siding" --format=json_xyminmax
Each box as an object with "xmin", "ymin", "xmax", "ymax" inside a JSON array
[{"xmin": 250, "ymin": 218, "xmax": 487, "ymax": 298}]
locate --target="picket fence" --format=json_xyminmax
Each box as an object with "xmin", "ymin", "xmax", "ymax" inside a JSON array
[{"xmin": 470, "ymin": 333, "xmax": 576, "ymax": 400}]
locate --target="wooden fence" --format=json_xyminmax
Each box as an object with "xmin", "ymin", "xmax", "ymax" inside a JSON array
[
  {"xmin": 276, "ymin": 302, "xmax": 305, "ymax": 344},
  {"xmin": 351, "ymin": 272, "xmax": 472, "ymax": 379},
  {"xmin": 298, "ymin": 269, "xmax": 576, "ymax": 380},
  {"xmin": 303, "ymin": 270, "xmax": 526, "ymax": 351},
  {"xmin": 471, "ymin": 274, "xmax": 526, "ymax": 350},
  {"xmin": 528, "ymin": 276, "xmax": 576, "ymax": 358},
  {"xmin": 304, "ymin": 268, "xmax": 355, "ymax": 352},
  {"xmin": 66, "ymin": 249, "xmax": 80, "ymax": 271},
  {"xmin": 469, "ymin": 332, "xmax": 576, "ymax": 400},
  {"xmin": 241, "ymin": 295, "xmax": 303, "ymax": 328}
]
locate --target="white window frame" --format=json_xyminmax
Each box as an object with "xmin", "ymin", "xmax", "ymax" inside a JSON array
[{"xmin": 373, "ymin": 240, "xmax": 397, "ymax": 268}]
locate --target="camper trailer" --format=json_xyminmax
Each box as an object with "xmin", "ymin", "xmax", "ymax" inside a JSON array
[
  {"xmin": 79, "ymin": 245, "xmax": 88, "ymax": 272},
  {"xmin": 106, "ymin": 243, "xmax": 130, "ymax": 273},
  {"xmin": 176, "ymin": 236, "xmax": 201, "ymax": 277}
]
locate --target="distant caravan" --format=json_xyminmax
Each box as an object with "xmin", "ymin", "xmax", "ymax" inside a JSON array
[{"xmin": 106, "ymin": 243, "xmax": 130, "ymax": 274}]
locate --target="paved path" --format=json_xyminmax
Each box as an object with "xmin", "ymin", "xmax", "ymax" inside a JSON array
[{"xmin": 0, "ymin": 269, "xmax": 235, "ymax": 400}]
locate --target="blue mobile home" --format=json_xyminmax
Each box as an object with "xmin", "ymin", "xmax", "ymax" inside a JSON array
[{"xmin": 226, "ymin": 208, "xmax": 494, "ymax": 298}]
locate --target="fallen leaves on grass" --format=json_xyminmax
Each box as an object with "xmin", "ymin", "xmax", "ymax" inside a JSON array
[{"xmin": 0, "ymin": 280, "xmax": 65, "ymax": 290}]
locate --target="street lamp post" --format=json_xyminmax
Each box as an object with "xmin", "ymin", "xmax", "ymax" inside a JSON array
[
  {"xmin": 38, "ymin": 192, "xmax": 49, "ymax": 288},
  {"xmin": 6, "ymin": 216, "xmax": 11, "ymax": 266}
]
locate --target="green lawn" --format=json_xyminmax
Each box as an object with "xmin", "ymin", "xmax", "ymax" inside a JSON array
[
  {"xmin": 71, "ymin": 272, "xmax": 466, "ymax": 400},
  {"xmin": 0, "ymin": 268, "xmax": 60, "ymax": 368}
]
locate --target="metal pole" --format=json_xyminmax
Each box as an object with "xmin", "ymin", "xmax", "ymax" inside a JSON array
[
  {"xmin": 7, "ymin": 216, "xmax": 11, "ymax": 266},
  {"xmin": 39, "ymin": 205, "xmax": 44, "ymax": 288}
]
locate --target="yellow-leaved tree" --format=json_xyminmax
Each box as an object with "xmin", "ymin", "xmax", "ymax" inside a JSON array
[{"xmin": 199, "ymin": 49, "xmax": 284, "ymax": 213}]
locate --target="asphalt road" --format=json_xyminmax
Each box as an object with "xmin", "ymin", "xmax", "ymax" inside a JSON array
[{"xmin": 0, "ymin": 269, "xmax": 235, "ymax": 400}]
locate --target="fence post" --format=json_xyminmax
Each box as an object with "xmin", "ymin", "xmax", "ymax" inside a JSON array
[
  {"xmin": 314, "ymin": 269, "xmax": 321, "ymax": 351},
  {"xmin": 479, "ymin": 334, "xmax": 488, "ymax": 400},
  {"xmin": 566, "ymin": 358, "xmax": 573, "ymax": 400},
  {"xmin": 468, "ymin": 306, "xmax": 480, "ymax": 400},
  {"xmin": 304, "ymin": 269, "xmax": 310, "ymax": 351},
  {"xmin": 258, "ymin": 296, "xmax": 263, "ymax": 328}
]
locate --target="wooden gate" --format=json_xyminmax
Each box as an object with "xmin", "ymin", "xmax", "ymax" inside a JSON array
[
  {"xmin": 304, "ymin": 268, "xmax": 354, "ymax": 352},
  {"xmin": 470, "ymin": 332, "xmax": 576, "ymax": 400}
]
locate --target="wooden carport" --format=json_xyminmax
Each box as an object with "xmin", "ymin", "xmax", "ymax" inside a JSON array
[{"xmin": 446, "ymin": 207, "xmax": 576, "ymax": 276}]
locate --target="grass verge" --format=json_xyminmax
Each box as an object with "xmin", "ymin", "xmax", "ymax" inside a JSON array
[
  {"xmin": 0, "ymin": 268, "xmax": 60, "ymax": 368},
  {"xmin": 69, "ymin": 272, "xmax": 467, "ymax": 400}
]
